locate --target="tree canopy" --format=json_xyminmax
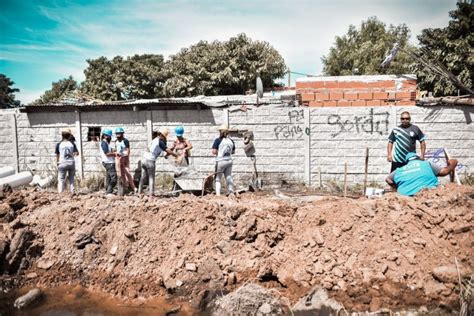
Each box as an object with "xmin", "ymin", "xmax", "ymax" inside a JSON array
[
  {"xmin": 81, "ymin": 54, "xmax": 165, "ymax": 101},
  {"xmin": 163, "ymin": 33, "xmax": 286, "ymax": 97},
  {"xmin": 0, "ymin": 74, "xmax": 21, "ymax": 108},
  {"xmin": 322, "ymin": 17, "xmax": 413, "ymax": 76},
  {"xmin": 32, "ymin": 76, "xmax": 78, "ymax": 105},
  {"xmin": 414, "ymin": 1, "xmax": 473, "ymax": 96}
]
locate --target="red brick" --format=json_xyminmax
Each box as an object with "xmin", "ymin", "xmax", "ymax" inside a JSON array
[
  {"xmin": 396, "ymin": 100, "xmax": 415, "ymax": 106},
  {"xmin": 301, "ymin": 93, "xmax": 315, "ymax": 101},
  {"xmin": 308, "ymin": 81, "xmax": 326, "ymax": 89},
  {"xmin": 315, "ymin": 92, "xmax": 330, "ymax": 101},
  {"xmin": 337, "ymin": 100, "xmax": 351, "ymax": 107},
  {"xmin": 367, "ymin": 80, "xmax": 396, "ymax": 89},
  {"xmin": 402, "ymin": 80, "xmax": 417, "ymax": 89},
  {"xmin": 296, "ymin": 81, "xmax": 312, "ymax": 89},
  {"xmin": 373, "ymin": 92, "xmax": 388, "ymax": 100},
  {"xmin": 330, "ymin": 92, "xmax": 344, "ymax": 100},
  {"xmin": 395, "ymin": 91, "xmax": 412, "ymax": 99},
  {"xmin": 322, "ymin": 101, "xmax": 337, "ymax": 107},
  {"xmin": 351, "ymin": 100, "xmax": 366, "ymax": 107},
  {"xmin": 382, "ymin": 100, "xmax": 396, "ymax": 106},
  {"xmin": 344, "ymin": 92, "xmax": 358, "ymax": 100},
  {"xmin": 358, "ymin": 92, "xmax": 373, "ymax": 100},
  {"xmin": 366, "ymin": 100, "xmax": 381, "ymax": 106},
  {"xmin": 308, "ymin": 101, "xmax": 323, "ymax": 107}
]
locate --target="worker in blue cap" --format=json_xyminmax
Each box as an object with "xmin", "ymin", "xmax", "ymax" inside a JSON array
[
  {"xmin": 169, "ymin": 125, "xmax": 193, "ymax": 166},
  {"xmin": 100, "ymin": 128, "xmax": 118, "ymax": 196},
  {"xmin": 386, "ymin": 152, "xmax": 457, "ymax": 196}
]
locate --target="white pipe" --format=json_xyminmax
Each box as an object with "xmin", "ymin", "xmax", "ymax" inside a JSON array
[
  {"xmin": 0, "ymin": 171, "xmax": 33, "ymax": 189},
  {"xmin": 0, "ymin": 166, "xmax": 15, "ymax": 178}
]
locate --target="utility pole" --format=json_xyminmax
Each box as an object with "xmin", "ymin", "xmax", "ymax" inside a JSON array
[{"xmin": 287, "ymin": 68, "xmax": 291, "ymax": 87}]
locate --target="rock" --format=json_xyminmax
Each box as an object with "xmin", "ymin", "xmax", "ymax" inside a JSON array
[
  {"xmin": 292, "ymin": 287, "xmax": 344, "ymax": 313},
  {"xmin": 14, "ymin": 288, "xmax": 42, "ymax": 309},
  {"xmin": 341, "ymin": 222, "xmax": 352, "ymax": 232},
  {"xmin": 37, "ymin": 258, "xmax": 55, "ymax": 270},
  {"xmin": 432, "ymin": 265, "xmax": 468, "ymax": 283},
  {"xmin": 412, "ymin": 238, "xmax": 426, "ymax": 246},
  {"xmin": 424, "ymin": 280, "xmax": 447, "ymax": 299},
  {"xmin": 227, "ymin": 272, "xmax": 237, "ymax": 285},
  {"xmin": 186, "ymin": 262, "xmax": 197, "ymax": 272},
  {"xmin": 404, "ymin": 249, "xmax": 416, "ymax": 265},
  {"xmin": 313, "ymin": 262, "xmax": 324, "ymax": 274},
  {"xmin": 110, "ymin": 244, "xmax": 118, "ymax": 255},
  {"xmin": 26, "ymin": 272, "xmax": 37, "ymax": 279},
  {"xmin": 213, "ymin": 284, "xmax": 284, "ymax": 315},
  {"xmin": 332, "ymin": 267, "xmax": 344, "ymax": 278},
  {"xmin": 381, "ymin": 264, "xmax": 389, "ymax": 274},
  {"xmin": 313, "ymin": 228, "xmax": 324, "ymax": 245},
  {"xmin": 332, "ymin": 226, "xmax": 341, "ymax": 238},
  {"xmin": 216, "ymin": 240, "xmax": 231, "ymax": 254},
  {"xmin": 175, "ymin": 280, "xmax": 183, "ymax": 287},
  {"xmin": 452, "ymin": 224, "xmax": 471, "ymax": 234},
  {"xmin": 258, "ymin": 302, "xmax": 272, "ymax": 314}
]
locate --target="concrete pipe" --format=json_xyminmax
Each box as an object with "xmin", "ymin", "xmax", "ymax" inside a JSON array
[
  {"xmin": 0, "ymin": 171, "xmax": 33, "ymax": 189},
  {"xmin": 0, "ymin": 166, "xmax": 15, "ymax": 179}
]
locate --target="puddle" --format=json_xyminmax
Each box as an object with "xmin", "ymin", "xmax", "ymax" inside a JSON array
[{"xmin": 0, "ymin": 285, "xmax": 194, "ymax": 316}]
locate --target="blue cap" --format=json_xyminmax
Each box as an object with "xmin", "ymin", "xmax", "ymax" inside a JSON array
[
  {"xmin": 405, "ymin": 152, "xmax": 419, "ymax": 161},
  {"xmin": 175, "ymin": 126, "xmax": 184, "ymax": 137},
  {"xmin": 102, "ymin": 129, "xmax": 113, "ymax": 137},
  {"xmin": 115, "ymin": 127, "xmax": 124, "ymax": 134}
]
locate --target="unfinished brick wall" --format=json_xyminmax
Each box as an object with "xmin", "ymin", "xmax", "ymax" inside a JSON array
[{"xmin": 297, "ymin": 75, "xmax": 417, "ymax": 107}]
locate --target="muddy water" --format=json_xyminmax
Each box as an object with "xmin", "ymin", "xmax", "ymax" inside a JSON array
[{"xmin": 0, "ymin": 286, "xmax": 195, "ymax": 316}]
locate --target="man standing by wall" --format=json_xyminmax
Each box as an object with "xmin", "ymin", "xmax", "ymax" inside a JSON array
[{"xmin": 387, "ymin": 111, "xmax": 426, "ymax": 172}]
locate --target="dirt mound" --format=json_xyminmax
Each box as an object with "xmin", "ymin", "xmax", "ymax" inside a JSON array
[{"xmin": 0, "ymin": 184, "xmax": 472, "ymax": 313}]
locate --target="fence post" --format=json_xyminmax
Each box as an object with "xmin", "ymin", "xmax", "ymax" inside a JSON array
[
  {"xmin": 11, "ymin": 113, "xmax": 19, "ymax": 172},
  {"xmin": 304, "ymin": 107, "xmax": 311, "ymax": 186},
  {"xmin": 75, "ymin": 110, "xmax": 84, "ymax": 179}
]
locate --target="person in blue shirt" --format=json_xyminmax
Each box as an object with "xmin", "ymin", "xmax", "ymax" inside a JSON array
[{"xmin": 386, "ymin": 152, "xmax": 458, "ymax": 196}]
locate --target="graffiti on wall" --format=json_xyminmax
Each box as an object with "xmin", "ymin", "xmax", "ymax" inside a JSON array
[
  {"xmin": 274, "ymin": 109, "xmax": 306, "ymax": 139},
  {"xmin": 425, "ymin": 148, "xmax": 466, "ymax": 172},
  {"xmin": 328, "ymin": 109, "xmax": 390, "ymax": 137}
]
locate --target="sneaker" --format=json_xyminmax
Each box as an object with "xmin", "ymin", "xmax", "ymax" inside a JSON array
[{"xmin": 133, "ymin": 187, "xmax": 138, "ymax": 193}]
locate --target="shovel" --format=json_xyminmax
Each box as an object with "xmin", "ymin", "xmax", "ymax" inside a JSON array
[{"xmin": 249, "ymin": 156, "xmax": 262, "ymax": 191}]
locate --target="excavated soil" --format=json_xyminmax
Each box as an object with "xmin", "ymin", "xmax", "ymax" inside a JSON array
[{"xmin": 0, "ymin": 184, "xmax": 473, "ymax": 313}]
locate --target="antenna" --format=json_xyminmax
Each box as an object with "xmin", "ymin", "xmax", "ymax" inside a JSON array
[{"xmin": 256, "ymin": 76, "xmax": 263, "ymax": 105}]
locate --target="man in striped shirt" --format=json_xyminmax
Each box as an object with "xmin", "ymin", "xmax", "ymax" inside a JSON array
[{"xmin": 387, "ymin": 111, "xmax": 426, "ymax": 172}]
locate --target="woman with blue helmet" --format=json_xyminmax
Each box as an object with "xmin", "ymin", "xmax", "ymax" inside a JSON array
[
  {"xmin": 169, "ymin": 126, "xmax": 193, "ymax": 166},
  {"xmin": 115, "ymin": 127, "xmax": 136, "ymax": 193}
]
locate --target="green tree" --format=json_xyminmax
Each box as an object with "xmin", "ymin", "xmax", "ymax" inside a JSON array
[
  {"xmin": 81, "ymin": 54, "xmax": 165, "ymax": 101},
  {"xmin": 415, "ymin": 2, "xmax": 473, "ymax": 96},
  {"xmin": 163, "ymin": 33, "xmax": 286, "ymax": 97},
  {"xmin": 33, "ymin": 76, "xmax": 78, "ymax": 105},
  {"xmin": 0, "ymin": 74, "xmax": 21, "ymax": 108},
  {"xmin": 322, "ymin": 17, "xmax": 413, "ymax": 76}
]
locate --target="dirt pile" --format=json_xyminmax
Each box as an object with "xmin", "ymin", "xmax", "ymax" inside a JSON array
[{"xmin": 0, "ymin": 184, "xmax": 472, "ymax": 313}]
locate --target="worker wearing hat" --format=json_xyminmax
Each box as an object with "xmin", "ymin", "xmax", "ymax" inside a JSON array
[
  {"xmin": 55, "ymin": 128, "xmax": 79, "ymax": 194},
  {"xmin": 169, "ymin": 125, "xmax": 193, "ymax": 166},
  {"xmin": 386, "ymin": 152, "xmax": 458, "ymax": 196},
  {"xmin": 100, "ymin": 128, "xmax": 118, "ymax": 196},
  {"xmin": 138, "ymin": 127, "xmax": 178, "ymax": 196},
  {"xmin": 212, "ymin": 124, "xmax": 235, "ymax": 196},
  {"xmin": 115, "ymin": 127, "xmax": 136, "ymax": 193}
]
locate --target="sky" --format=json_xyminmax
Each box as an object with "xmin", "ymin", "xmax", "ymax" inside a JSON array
[{"xmin": 0, "ymin": 0, "xmax": 458, "ymax": 104}]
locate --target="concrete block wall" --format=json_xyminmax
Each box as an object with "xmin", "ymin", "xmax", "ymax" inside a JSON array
[
  {"xmin": 15, "ymin": 112, "xmax": 75, "ymax": 174},
  {"xmin": 0, "ymin": 113, "xmax": 14, "ymax": 168},
  {"xmin": 0, "ymin": 103, "xmax": 472, "ymax": 188},
  {"xmin": 229, "ymin": 107, "xmax": 306, "ymax": 183},
  {"xmin": 309, "ymin": 105, "xmax": 474, "ymax": 185},
  {"xmin": 152, "ymin": 108, "xmax": 222, "ymax": 175}
]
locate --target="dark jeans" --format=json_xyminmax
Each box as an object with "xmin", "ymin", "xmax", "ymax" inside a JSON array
[
  {"xmin": 391, "ymin": 161, "xmax": 407, "ymax": 173},
  {"xmin": 102, "ymin": 162, "xmax": 117, "ymax": 194}
]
